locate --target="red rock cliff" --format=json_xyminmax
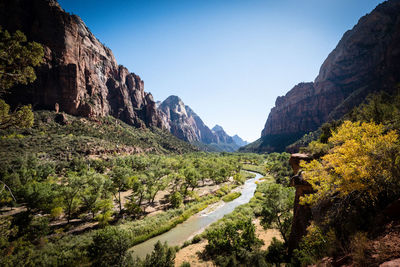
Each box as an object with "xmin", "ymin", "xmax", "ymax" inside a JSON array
[
  {"xmin": 0, "ymin": 0, "xmax": 163, "ymax": 128},
  {"xmin": 258, "ymin": 0, "xmax": 400, "ymax": 152}
]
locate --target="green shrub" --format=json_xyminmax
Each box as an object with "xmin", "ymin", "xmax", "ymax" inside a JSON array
[
  {"xmin": 138, "ymin": 241, "xmax": 176, "ymax": 267},
  {"xmin": 191, "ymin": 235, "xmax": 201, "ymax": 244},
  {"xmin": 221, "ymin": 192, "xmax": 241, "ymax": 202},
  {"xmin": 89, "ymin": 227, "xmax": 132, "ymax": 267},
  {"xmin": 265, "ymin": 237, "xmax": 286, "ymax": 265},
  {"xmin": 169, "ymin": 191, "xmax": 183, "ymax": 208},
  {"xmin": 205, "ymin": 219, "xmax": 262, "ymax": 265},
  {"xmin": 293, "ymin": 223, "xmax": 336, "ymax": 266},
  {"xmin": 350, "ymin": 232, "xmax": 369, "ymax": 267}
]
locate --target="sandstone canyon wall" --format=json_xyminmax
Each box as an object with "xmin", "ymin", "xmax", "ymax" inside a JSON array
[
  {"xmin": 247, "ymin": 0, "xmax": 400, "ymax": 152},
  {"xmin": 0, "ymin": 0, "xmax": 163, "ymax": 128}
]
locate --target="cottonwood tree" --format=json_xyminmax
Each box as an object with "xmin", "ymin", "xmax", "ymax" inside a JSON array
[
  {"xmin": 61, "ymin": 173, "xmax": 87, "ymax": 223},
  {"xmin": 261, "ymin": 183, "xmax": 295, "ymax": 244},
  {"xmin": 80, "ymin": 172, "xmax": 109, "ymax": 219},
  {"xmin": 109, "ymin": 167, "xmax": 132, "ymax": 215},
  {"xmin": 300, "ymin": 121, "xmax": 400, "ymax": 206}
]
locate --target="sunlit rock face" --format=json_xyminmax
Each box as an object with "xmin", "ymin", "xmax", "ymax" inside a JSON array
[
  {"xmin": 0, "ymin": 0, "xmax": 164, "ymax": 128},
  {"xmin": 158, "ymin": 95, "xmax": 217, "ymax": 143},
  {"xmin": 257, "ymin": 0, "xmax": 400, "ymax": 152},
  {"xmin": 158, "ymin": 96, "xmax": 245, "ymax": 151}
]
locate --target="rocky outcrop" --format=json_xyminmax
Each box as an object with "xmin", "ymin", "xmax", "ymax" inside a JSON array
[
  {"xmin": 0, "ymin": 0, "xmax": 163, "ymax": 128},
  {"xmin": 158, "ymin": 96, "xmax": 246, "ymax": 151},
  {"xmin": 253, "ymin": 0, "xmax": 400, "ymax": 152},
  {"xmin": 288, "ymin": 153, "xmax": 313, "ymax": 256}
]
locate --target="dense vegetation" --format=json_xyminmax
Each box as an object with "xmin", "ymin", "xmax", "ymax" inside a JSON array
[
  {"xmin": 199, "ymin": 174, "xmax": 295, "ymax": 266},
  {"xmin": 291, "ymin": 90, "xmax": 400, "ymax": 266},
  {"xmin": 0, "ymin": 145, "xmax": 270, "ymax": 265},
  {"xmin": 166, "ymin": 153, "xmax": 294, "ymax": 266}
]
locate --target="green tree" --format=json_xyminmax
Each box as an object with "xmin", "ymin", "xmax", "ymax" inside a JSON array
[
  {"xmin": 0, "ymin": 216, "xmax": 34, "ymax": 266},
  {"xmin": 265, "ymin": 237, "xmax": 286, "ymax": 266},
  {"xmin": 80, "ymin": 172, "xmax": 108, "ymax": 219},
  {"xmin": 205, "ymin": 219, "xmax": 263, "ymax": 264},
  {"xmin": 183, "ymin": 167, "xmax": 199, "ymax": 195},
  {"xmin": 261, "ymin": 183, "xmax": 295, "ymax": 244},
  {"xmin": 145, "ymin": 170, "xmax": 168, "ymax": 205},
  {"xmin": 94, "ymin": 199, "xmax": 114, "ymax": 227},
  {"xmin": 0, "ymin": 27, "xmax": 44, "ymax": 92},
  {"xmin": 61, "ymin": 173, "xmax": 86, "ymax": 223},
  {"xmin": 169, "ymin": 191, "xmax": 183, "ymax": 208},
  {"xmin": 109, "ymin": 166, "xmax": 132, "ymax": 215},
  {"xmin": 22, "ymin": 180, "xmax": 59, "ymax": 213},
  {"xmin": 130, "ymin": 175, "xmax": 146, "ymax": 209},
  {"xmin": 89, "ymin": 227, "xmax": 132, "ymax": 267},
  {"xmin": 0, "ymin": 99, "xmax": 33, "ymax": 129},
  {"xmin": 142, "ymin": 241, "xmax": 176, "ymax": 267},
  {"xmin": 0, "ymin": 27, "xmax": 43, "ymax": 129}
]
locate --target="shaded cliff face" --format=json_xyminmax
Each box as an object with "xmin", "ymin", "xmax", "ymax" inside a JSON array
[
  {"xmin": 158, "ymin": 96, "xmax": 246, "ymax": 151},
  {"xmin": 0, "ymin": 0, "xmax": 163, "ymax": 128},
  {"xmin": 255, "ymin": 0, "xmax": 400, "ymax": 152}
]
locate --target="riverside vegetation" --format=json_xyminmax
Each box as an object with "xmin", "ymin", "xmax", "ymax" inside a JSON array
[{"xmin": 0, "ymin": 147, "xmax": 269, "ymax": 265}]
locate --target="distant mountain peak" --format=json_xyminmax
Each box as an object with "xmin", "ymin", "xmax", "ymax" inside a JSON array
[
  {"xmin": 162, "ymin": 95, "xmax": 183, "ymax": 105},
  {"xmin": 232, "ymin": 135, "xmax": 248, "ymax": 147},
  {"xmin": 212, "ymin": 125, "xmax": 224, "ymax": 132},
  {"xmin": 158, "ymin": 97, "xmax": 247, "ymax": 152}
]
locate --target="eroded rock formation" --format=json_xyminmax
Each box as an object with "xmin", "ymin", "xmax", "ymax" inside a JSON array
[
  {"xmin": 0, "ymin": 0, "xmax": 163, "ymax": 128},
  {"xmin": 288, "ymin": 153, "xmax": 313, "ymax": 256}
]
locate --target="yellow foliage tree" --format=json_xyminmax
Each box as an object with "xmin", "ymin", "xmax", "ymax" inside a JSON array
[{"xmin": 300, "ymin": 121, "xmax": 400, "ymax": 205}]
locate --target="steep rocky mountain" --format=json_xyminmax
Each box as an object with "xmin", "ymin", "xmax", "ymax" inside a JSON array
[
  {"xmin": 158, "ymin": 96, "xmax": 246, "ymax": 151},
  {"xmin": 212, "ymin": 125, "xmax": 233, "ymax": 144},
  {"xmin": 0, "ymin": 0, "xmax": 164, "ymax": 129},
  {"xmin": 242, "ymin": 0, "xmax": 400, "ymax": 152},
  {"xmin": 158, "ymin": 95, "xmax": 217, "ymax": 144},
  {"xmin": 232, "ymin": 135, "xmax": 248, "ymax": 147}
]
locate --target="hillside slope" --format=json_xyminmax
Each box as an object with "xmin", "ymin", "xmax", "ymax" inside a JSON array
[{"xmin": 0, "ymin": 111, "xmax": 196, "ymax": 164}]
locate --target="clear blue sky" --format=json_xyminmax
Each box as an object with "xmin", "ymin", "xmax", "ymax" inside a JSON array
[{"xmin": 59, "ymin": 0, "xmax": 384, "ymax": 142}]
